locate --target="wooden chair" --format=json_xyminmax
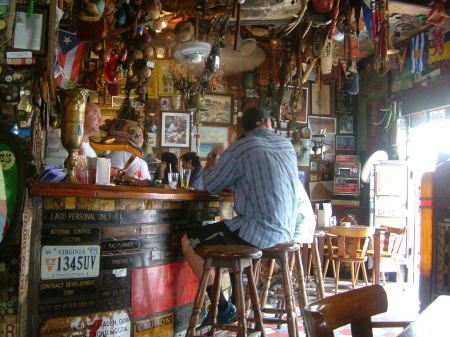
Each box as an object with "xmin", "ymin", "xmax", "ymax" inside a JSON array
[
  {"xmin": 367, "ymin": 225, "xmax": 407, "ymax": 290},
  {"xmin": 323, "ymin": 226, "xmax": 374, "ymax": 294},
  {"xmin": 303, "ymin": 285, "xmax": 410, "ymax": 337}
]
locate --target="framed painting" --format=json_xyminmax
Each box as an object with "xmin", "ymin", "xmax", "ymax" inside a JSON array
[
  {"xmin": 0, "ymin": 130, "xmax": 35, "ymax": 247},
  {"xmin": 293, "ymin": 84, "xmax": 310, "ymax": 123},
  {"xmin": 192, "ymin": 126, "xmax": 229, "ymax": 158},
  {"xmin": 161, "ymin": 112, "xmax": 190, "ymax": 148},
  {"xmin": 311, "ymin": 83, "xmax": 331, "ymax": 116},
  {"xmin": 156, "ymin": 61, "xmax": 187, "ymax": 96},
  {"xmin": 309, "ymin": 180, "xmax": 334, "ymax": 201},
  {"xmin": 198, "ymin": 94, "xmax": 233, "ymax": 125},
  {"xmin": 336, "ymin": 135, "xmax": 355, "ymax": 151},
  {"xmin": 308, "ymin": 116, "xmax": 336, "ymax": 135},
  {"xmin": 211, "ymin": 81, "xmax": 227, "ymax": 94},
  {"xmin": 339, "ymin": 114, "xmax": 354, "ymax": 134}
]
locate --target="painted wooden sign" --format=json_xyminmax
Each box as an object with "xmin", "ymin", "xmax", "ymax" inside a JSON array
[
  {"xmin": 102, "ymin": 239, "xmax": 139, "ymax": 252},
  {"xmin": 131, "ymin": 261, "xmax": 199, "ymax": 317},
  {"xmin": 0, "ymin": 315, "xmax": 16, "ymax": 337},
  {"xmin": 42, "ymin": 227, "xmax": 100, "ymax": 245},
  {"xmin": 39, "ymin": 279, "xmax": 98, "ymax": 299},
  {"xmin": 43, "ymin": 210, "xmax": 119, "ymax": 225},
  {"xmin": 41, "ymin": 245, "xmax": 100, "ymax": 280},
  {"xmin": 39, "ymin": 310, "xmax": 131, "ymax": 337},
  {"xmin": 134, "ymin": 313, "xmax": 173, "ymax": 337}
]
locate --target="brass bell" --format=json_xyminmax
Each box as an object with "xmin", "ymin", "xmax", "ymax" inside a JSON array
[{"xmin": 187, "ymin": 93, "xmax": 208, "ymax": 111}]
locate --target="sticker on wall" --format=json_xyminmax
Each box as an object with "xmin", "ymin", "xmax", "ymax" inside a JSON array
[
  {"xmin": 39, "ymin": 310, "xmax": 130, "ymax": 337},
  {"xmin": 134, "ymin": 313, "xmax": 174, "ymax": 337},
  {"xmin": 40, "ymin": 245, "xmax": 100, "ymax": 280}
]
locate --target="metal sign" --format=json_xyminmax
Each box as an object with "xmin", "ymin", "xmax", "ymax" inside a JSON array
[
  {"xmin": 102, "ymin": 239, "xmax": 139, "ymax": 252},
  {"xmin": 120, "ymin": 209, "xmax": 184, "ymax": 225},
  {"xmin": 43, "ymin": 210, "xmax": 119, "ymax": 225},
  {"xmin": 102, "ymin": 226, "xmax": 141, "ymax": 240},
  {"xmin": 39, "ymin": 310, "xmax": 130, "ymax": 337},
  {"xmin": 39, "ymin": 299, "xmax": 97, "ymax": 314},
  {"xmin": 101, "ymin": 252, "xmax": 151, "ymax": 270},
  {"xmin": 0, "ymin": 315, "xmax": 16, "ymax": 337},
  {"xmin": 39, "ymin": 279, "xmax": 98, "ymax": 299},
  {"xmin": 42, "ymin": 227, "xmax": 100, "ymax": 245},
  {"xmin": 134, "ymin": 313, "xmax": 173, "ymax": 337},
  {"xmin": 41, "ymin": 245, "xmax": 100, "ymax": 280}
]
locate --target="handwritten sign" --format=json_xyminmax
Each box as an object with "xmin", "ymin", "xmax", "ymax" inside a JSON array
[{"xmin": 39, "ymin": 310, "xmax": 130, "ymax": 337}]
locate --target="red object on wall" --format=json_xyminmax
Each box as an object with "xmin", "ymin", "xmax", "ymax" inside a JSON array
[{"xmin": 131, "ymin": 261, "xmax": 199, "ymax": 317}]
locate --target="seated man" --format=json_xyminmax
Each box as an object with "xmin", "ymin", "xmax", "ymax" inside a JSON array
[
  {"xmin": 82, "ymin": 102, "xmax": 102, "ymax": 158},
  {"xmin": 181, "ymin": 106, "xmax": 300, "ymax": 325}
]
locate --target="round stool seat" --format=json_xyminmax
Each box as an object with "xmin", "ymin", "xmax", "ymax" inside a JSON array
[
  {"xmin": 263, "ymin": 242, "xmax": 299, "ymax": 253},
  {"xmin": 196, "ymin": 244, "xmax": 262, "ymax": 259}
]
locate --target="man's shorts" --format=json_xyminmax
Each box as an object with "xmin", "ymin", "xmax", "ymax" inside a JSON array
[{"xmin": 186, "ymin": 221, "xmax": 253, "ymax": 249}]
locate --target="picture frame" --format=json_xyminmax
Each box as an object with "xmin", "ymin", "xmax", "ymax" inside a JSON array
[
  {"xmin": 293, "ymin": 85, "xmax": 310, "ymax": 123},
  {"xmin": 336, "ymin": 135, "xmax": 355, "ymax": 151},
  {"xmin": 339, "ymin": 115, "xmax": 354, "ymax": 134},
  {"xmin": 198, "ymin": 94, "xmax": 233, "ymax": 125},
  {"xmin": 308, "ymin": 116, "xmax": 337, "ymax": 134},
  {"xmin": 12, "ymin": 6, "xmax": 48, "ymax": 55},
  {"xmin": 211, "ymin": 81, "xmax": 227, "ymax": 94},
  {"xmin": 156, "ymin": 61, "xmax": 187, "ymax": 97},
  {"xmin": 309, "ymin": 180, "xmax": 334, "ymax": 201},
  {"xmin": 161, "ymin": 112, "xmax": 190, "ymax": 148},
  {"xmin": 160, "ymin": 97, "xmax": 172, "ymax": 111},
  {"xmin": 192, "ymin": 125, "xmax": 229, "ymax": 158},
  {"xmin": 311, "ymin": 83, "xmax": 331, "ymax": 116}
]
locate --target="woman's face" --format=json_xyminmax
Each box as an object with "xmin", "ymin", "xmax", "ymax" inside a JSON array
[{"xmin": 182, "ymin": 159, "xmax": 193, "ymax": 170}]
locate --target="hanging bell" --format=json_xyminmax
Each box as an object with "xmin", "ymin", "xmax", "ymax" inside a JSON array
[{"xmin": 187, "ymin": 93, "xmax": 208, "ymax": 111}]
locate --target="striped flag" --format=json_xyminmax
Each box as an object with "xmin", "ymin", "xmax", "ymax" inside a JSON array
[
  {"xmin": 54, "ymin": 30, "xmax": 86, "ymax": 88},
  {"xmin": 409, "ymin": 31, "xmax": 427, "ymax": 74}
]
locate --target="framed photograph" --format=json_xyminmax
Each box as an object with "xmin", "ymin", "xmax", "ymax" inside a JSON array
[
  {"xmin": 192, "ymin": 125, "xmax": 229, "ymax": 158},
  {"xmin": 339, "ymin": 115, "xmax": 354, "ymax": 134},
  {"xmin": 311, "ymin": 83, "xmax": 331, "ymax": 116},
  {"xmin": 160, "ymin": 97, "xmax": 172, "ymax": 111},
  {"xmin": 308, "ymin": 116, "xmax": 336, "ymax": 134},
  {"xmin": 211, "ymin": 81, "xmax": 227, "ymax": 94},
  {"xmin": 336, "ymin": 135, "xmax": 355, "ymax": 151},
  {"xmin": 156, "ymin": 61, "xmax": 188, "ymax": 96},
  {"xmin": 198, "ymin": 94, "xmax": 233, "ymax": 125},
  {"xmin": 146, "ymin": 133, "xmax": 157, "ymax": 147},
  {"xmin": 161, "ymin": 112, "xmax": 190, "ymax": 148},
  {"xmin": 293, "ymin": 85, "xmax": 310, "ymax": 123},
  {"xmin": 12, "ymin": 6, "xmax": 48, "ymax": 55}
]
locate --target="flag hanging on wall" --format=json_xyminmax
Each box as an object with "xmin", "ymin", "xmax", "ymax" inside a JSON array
[
  {"xmin": 54, "ymin": 30, "xmax": 86, "ymax": 88},
  {"xmin": 409, "ymin": 31, "xmax": 427, "ymax": 74},
  {"xmin": 428, "ymin": 21, "xmax": 450, "ymax": 64}
]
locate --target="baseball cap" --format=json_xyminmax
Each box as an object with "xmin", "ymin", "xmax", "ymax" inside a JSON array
[{"xmin": 241, "ymin": 106, "xmax": 270, "ymax": 131}]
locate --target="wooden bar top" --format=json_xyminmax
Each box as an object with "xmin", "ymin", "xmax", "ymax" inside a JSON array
[{"xmin": 31, "ymin": 181, "xmax": 232, "ymax": 201}]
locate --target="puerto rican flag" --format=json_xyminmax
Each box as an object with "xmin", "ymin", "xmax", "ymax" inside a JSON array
[{"xmin": 54, "ymin": 30, "xmax": 86, "ymax": 88}]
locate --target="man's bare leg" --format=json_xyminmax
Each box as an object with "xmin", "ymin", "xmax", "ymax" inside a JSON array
[{"xmin": 181, "ymin": 234, "xmax": 215, "ymax": 285}]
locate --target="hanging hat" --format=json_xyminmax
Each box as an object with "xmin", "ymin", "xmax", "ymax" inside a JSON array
[{"xmin": 90, "ymin": 119, "xmax": 143, "ymax": 158}]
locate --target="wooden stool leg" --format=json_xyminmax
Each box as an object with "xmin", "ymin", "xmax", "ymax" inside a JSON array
[
  {"xmin": 260, "ymin": 258, "xmax": 275, "ymax": 307},
  {"xmin": 281, "ymin": 253, "xmax": 298, "ymax": 337},
  {"xmin": 234, "ymin": 269, "xmax": 248, "ymax": 337},
  {"xmin": 361, "ymin": 262, "xmax": 369, "ymax": 286},
  {"xmin": 311, "ymin": 240, "xmax": 325, "ymax": 299},
  {"xmin": 186, "ymin": 264, "xmax": 213, "ymax": 337},
  {"xmin": 323, "ymin": 259, "xmax": 330, "ymax": 279},
  {"xmin": 334, "ymin": 260, "xmax": 341, "ymax": 294},
  {"xmin": 393, "ymin": 256, "xmax": 405, "ymax": 290},
  {"xmin": 245, "ymin": 265, "xmax": 266, "ymax": 337},
  {"xmin": 351, "ymin": 262, "xmax": 356, "ymax": 289},
  {"xmin": 294, "ymin": 249, "xmax": 308, "ymax": 310},
  {"xmin": 208, "ymin": 266, "xmax": 222, "ymax": 337}
]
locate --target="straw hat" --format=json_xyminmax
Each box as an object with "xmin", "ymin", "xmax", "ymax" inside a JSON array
[{"xmin": 90, "ymin": 119, "xmax": 143, "ymax": 158}]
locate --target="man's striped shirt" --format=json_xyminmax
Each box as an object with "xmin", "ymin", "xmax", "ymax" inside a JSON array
[{"xmin": 203, "ymin": 128, "xmax": 300, "ymax": 248}]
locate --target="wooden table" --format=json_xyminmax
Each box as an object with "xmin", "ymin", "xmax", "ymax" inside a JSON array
[{"xmin": 398, "ymin": 295, "xmax": 450, "ymax": 337}]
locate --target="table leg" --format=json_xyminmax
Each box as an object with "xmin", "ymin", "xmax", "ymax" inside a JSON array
[{"xmin": 312, "ymin": 236, "xmax": 325, "ymax": 299}]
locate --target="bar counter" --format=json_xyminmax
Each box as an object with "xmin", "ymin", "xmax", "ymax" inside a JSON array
[{"xmin": 25, "ymin": 182, "xmax": 234, "ymax": 337}]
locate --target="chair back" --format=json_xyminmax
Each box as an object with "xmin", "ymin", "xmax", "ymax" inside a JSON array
[
  {"xmin": 381, "ymin": 225, "xmax": 406, "ymax": 256},
  {"xmin": 303, "ymin": 285, "xmax": 388, "ymax": 337},
  {"xmin": 328, "ymin": 226, "xmax": 375, "ymax": 259}
]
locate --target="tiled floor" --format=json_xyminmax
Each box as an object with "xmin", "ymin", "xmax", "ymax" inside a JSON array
[{"xmin": 263, "ymin": 277, "xmax": 419, "ymax": 337}]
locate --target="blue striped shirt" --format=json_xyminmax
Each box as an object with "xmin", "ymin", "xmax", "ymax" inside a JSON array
[{"xmin": 203, "ymin": 128, "xmax": 300, "ymax": 248}]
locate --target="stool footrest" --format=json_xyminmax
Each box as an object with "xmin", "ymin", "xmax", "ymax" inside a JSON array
[
  {"xmin": 261, "ymin": 307, "xmax": 287, "ymax": 314},
  {"xmin": 213, "ymin": 324, "xmax": 262, "ymax": 333},
  {"xmin": 261, "ymin": 317, "xmax": 288, "ymax": 325}
]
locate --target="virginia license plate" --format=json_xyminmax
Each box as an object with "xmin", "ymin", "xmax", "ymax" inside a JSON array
[{"xmin": 41, "ymin": 245, "xmax": 100, "ymax": 280}]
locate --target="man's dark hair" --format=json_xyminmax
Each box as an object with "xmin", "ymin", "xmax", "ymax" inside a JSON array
[
  {"xmin": 241, "ymin": 106, "xmax": 270, "ymax": 132},
  {"xmin": 180, "ymin": 152, "xmax": 202, "ymax": 168}
]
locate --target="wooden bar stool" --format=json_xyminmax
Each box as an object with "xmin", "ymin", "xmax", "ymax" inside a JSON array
[
  {"xmin": 259, "ymin": 243, "xmax": 308, "ymax": 337},
  {"xmin": 186, "ymin": 245, "xmax": 265, "ymax": 337}
]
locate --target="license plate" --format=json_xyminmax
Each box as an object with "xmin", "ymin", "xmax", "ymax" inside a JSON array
[{"xmin": 41, "ymin": 245, "xmax": 100, "ymax": 280}]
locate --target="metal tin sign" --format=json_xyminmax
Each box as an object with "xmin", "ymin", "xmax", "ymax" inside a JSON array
[
  {"xmin": 42, "ymin": 227, "xmax": 100, "ymax": 245},
  {"xmin": 134, "ymin": 313, "xmax": 173, "ymax": 337},
  {"xmin": 39, "ymin": 299, "xmax": 97, "ymax": 314},
  {"xmin": 39, "ymin": 310, "xmax": 130, "ymax": 337},
  {"xmin": 41, "ymin": 245, "xmax": 100, "ymax": 280},
  {"xmin": 102, "ymin": 226, "xmax": 141, "ymax": 240},
  {"xmin": 102, "ymin": 239, "xmax": 139, "ymax": 252},
  {"xmin": 101, "ymin": 252, "xmax": 151, "ymax": 270},
  {"xmin": 120, "ymin": 210, "xmax": 184, "ymax": 225}
]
